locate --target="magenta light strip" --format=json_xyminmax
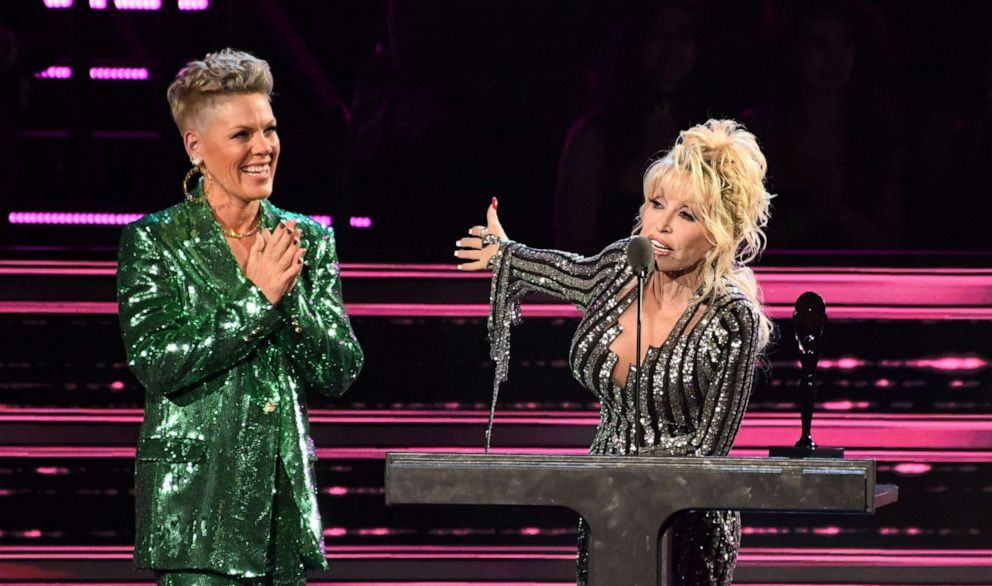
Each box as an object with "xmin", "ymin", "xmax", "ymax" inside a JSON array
[
  {"xmin": 177, "ymin": 0, "xmax": 209, "ymax": 8},
  {"xmin": 0, "ymin": 301, "xmax": 118, "ymax": 314},
  {"xmin": 33, "ymin": 67, "xmax": 152, "ymax": 80},
  {"xmin": 6, "ymin": 407, "xmax": 991, "ymax": 424},
  {"xmin": 89, "ymin": 66, "xmax": 149, "ymax": 80},
  {"xmin": 0, "ymin": 298, "xmax": 992, "ymax": 322},
  {"xmin": 349, "ymin": 216, "xmax": 373, "ymax": 228},
  {"xmin": 0, "ymin": 260, "xmax": 117, "ymax": 267},
  {"xmin": 43, "ymin": 0, "xmax": 73, "ymax": 7},
  {"xmin": 2, "ymin": 545, "xmax": 989, "ymax": 566},
  {"xmin": 1, "ymin": 300, "xmax": 991, "ymax": 321},
  {"xmin": 9, "ymin": 212, "xmax": 143, "ymax": 225},
  {"xmin": 342, "ymin": 269, "xmax": 488, "ymax": 279},
  {"xmin": 8, "ymin": 212, "xmax": 332, "ymax": 227},
  {"xmin": 114, "ymin": 0, "xmax": 161, "ymax": 8},
  {"xmin": 89, "ymin": 0, "xmax": 108, "ymax": 7},
  {"xmin": 0, "ymin": 267, "xmax": 116, "ymax": 276},
  {"xmin": 33, "ymin": 66, "xmax": 72, "ymax": 79}
]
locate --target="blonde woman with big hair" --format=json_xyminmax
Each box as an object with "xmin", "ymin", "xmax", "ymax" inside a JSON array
[
  {"xmin": 118, "ymin": 49, "xmax": 363, "ymax": 585},
  {"xmin": 455, "ymin": 119, "xmax": 773, "ymax": 584}
]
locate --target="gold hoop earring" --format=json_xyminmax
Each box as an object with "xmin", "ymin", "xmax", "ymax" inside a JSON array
[{"xmin": 183, "ymin": 159, "xmax": 204, "ymax": 203}]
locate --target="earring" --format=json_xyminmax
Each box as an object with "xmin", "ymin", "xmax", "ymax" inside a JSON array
[{"xmin": 183, "ymin": 158, "xmax": 204, "ymax": 202}]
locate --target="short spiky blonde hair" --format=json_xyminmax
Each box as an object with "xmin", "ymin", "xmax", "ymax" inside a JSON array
[
  {"xmin": 635, "ymin": 119, "xmax": 774, "ymax": 350},
  {"xmin": 166, "ymin": 48, "xmax": 273, "ymax": 132}
]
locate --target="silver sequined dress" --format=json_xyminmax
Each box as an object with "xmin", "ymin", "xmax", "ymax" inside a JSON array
[{"xmin": 488, "ymin": 238, "xmax": 760, "ymax": 585}]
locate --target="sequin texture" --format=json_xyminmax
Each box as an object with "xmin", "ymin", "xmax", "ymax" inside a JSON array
[
  {"xmin": 118, "ymin": 193, "xmax": 364, "ymax": 577},
  {"xmin": 488, "ymin": 239, "xmax": 759, "ymax": 585}
]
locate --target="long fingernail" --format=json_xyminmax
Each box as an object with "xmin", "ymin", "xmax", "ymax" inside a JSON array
[
  {"xmin": 298, "ymin": 258, "xmax": 303, "ymax": 265},
  {"xmin": 456, "ymin": 264, "xmax": 463, "ymax": 270},
  {"xmin": 293, "ymin": 238, "xmax": 300, "ymax": 245},
  {"xmin": 492, "ymin": 196, "xmax": 498, "ymax": 210}
]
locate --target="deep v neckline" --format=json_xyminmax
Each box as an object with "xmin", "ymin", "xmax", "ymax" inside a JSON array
[
  {"xmin": 606, "ymin": 285, "xmax": 702, "ymax": 389},
  {"xmin": 188, "ymin": 197, "xmax": 279, "ymax": 290}
]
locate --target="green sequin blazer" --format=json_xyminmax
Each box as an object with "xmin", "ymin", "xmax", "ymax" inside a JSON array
[{"xmin": 117, "ymin": 197, "xmax": 364, "ymax": 575}]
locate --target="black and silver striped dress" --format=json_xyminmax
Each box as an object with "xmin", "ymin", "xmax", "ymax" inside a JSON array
[{"xmin": 488, "ymin": 238, "xmax": 760, "ymax": 585}]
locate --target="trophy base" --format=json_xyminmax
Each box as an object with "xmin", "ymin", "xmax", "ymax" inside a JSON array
[{"xmin": 769, "ymin": 446, "xmax": 845, "ymax": 459}]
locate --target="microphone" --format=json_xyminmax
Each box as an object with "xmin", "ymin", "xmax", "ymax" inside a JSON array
[
  {"xmin": 625, "ymin": 236, "xmax": 654, "ymax": 452},
  {"xmin": 626, "ymin": 236, "xmax": 655, "ymax": 279}
]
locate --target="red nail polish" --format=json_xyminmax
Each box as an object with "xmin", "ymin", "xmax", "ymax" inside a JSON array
[{"xmin": 491, "ymin": 197, "xmax": 498, "ymax": 211}]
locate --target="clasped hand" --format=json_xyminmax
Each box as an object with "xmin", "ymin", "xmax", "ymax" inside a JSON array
[{"xmin": 245, "ymin": 219, "xmax": 306, "ymax": 304}]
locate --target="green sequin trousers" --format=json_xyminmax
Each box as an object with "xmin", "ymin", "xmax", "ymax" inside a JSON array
[{"xmin": 156, "ymin": 459, "xmax": 310, "ymax": 586}]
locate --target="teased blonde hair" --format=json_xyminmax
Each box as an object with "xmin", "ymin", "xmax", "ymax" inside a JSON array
[
  {"xmin": 167, "ymin": 48, "xmax": 273, "ymax": 132},
  {"xmin": 635, "ymin": 119, "xmax": 774, "ymax": 351}
]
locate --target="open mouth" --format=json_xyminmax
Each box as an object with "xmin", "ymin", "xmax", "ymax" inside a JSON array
[
  {"xmin": 241, "ymin": 163, "xmax": 271, "ymax": 177},
  {"xmin": 650, "ymin": 239, "xmax": 673, "ymax": 255}
]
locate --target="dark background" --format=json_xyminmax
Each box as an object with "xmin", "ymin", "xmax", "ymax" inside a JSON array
[{"xmin": 0, "ymin": 0, "xmax": 990, "ymax": 261}]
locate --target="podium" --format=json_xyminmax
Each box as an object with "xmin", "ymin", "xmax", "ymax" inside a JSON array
[{"xmin": 385, "ymin": 453, "xmax": 898, "ymax": 586}]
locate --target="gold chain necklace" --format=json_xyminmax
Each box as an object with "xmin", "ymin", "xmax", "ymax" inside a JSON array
[{"xmin": 215, "ymin": 212, "xmax": 262, "ymax": 239}]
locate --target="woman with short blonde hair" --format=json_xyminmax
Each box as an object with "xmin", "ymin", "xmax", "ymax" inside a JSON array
[{"xmin": 118, "ymin": 48, "xmax": 363, "ymax": 585}]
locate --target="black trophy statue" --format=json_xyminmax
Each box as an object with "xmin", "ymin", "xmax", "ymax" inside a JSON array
[{"xmin": 770, "ymin": 291, "xmax": 845, "ymax": 458}]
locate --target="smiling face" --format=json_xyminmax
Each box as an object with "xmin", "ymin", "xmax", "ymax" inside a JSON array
[
  {"xmin": 638, "ymin": 167, "xmax": 713, "ymax": 274},
  {"xmin": 184, "ymin": 93, "xmax": 279, "ymax": 205}
]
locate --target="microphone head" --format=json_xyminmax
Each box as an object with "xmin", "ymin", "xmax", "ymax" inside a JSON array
[
  {"xmin": 626, "ymin": 236, "xmax": 655, "ymax": 278},
  {"xmin": 794, "ymin": 291, "xmax": 826, "ymax": 336}
]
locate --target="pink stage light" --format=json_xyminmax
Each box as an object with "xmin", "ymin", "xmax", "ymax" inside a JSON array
[
  {"xmin": 325, "ymin": 486, "xmax": 349, "ymax": 496},
  {"xmin": 109, "ymin": 381, "xmax": 126, "ymax": 391},
  {"xmin": 178, "ymin": 0, "xmax": 209, "ymax": 9},
  {"xmin": 906, "ymin": 356, "xmax": 988, "ymax": 371},
  {"xmin": 310, "ymin": 215, "xmax": 332, "ymax": 227},
  {"xmin": 893, "ymin": 462, "xmax": 932, "ymax": 475},
  {"xmin": 89, "ymin": 67, "xmax": 150, "ymax": 80},
  {"xmin": 349, "ymin": 216, "xmax": 373, "ymax": 228},
  {"xmin": 43, "ymin": 0, "xmax": 73, "ymax": 7},
  {"xmin": 34, "ymin": 66, "xmax": 72, "ymax": 79},
  {"xmin": 812, "ymin": 526, "xmax": 842, "ymax": 536},
  {"xmin": 820, "ymin": 400, "xmax": 871, "ymax": 411},
  {"xmin": 113, "ymin": 0, "xmax": 161, "ymax": 9},
  {"xmin": 9, "ymin": 211, "xmax": 333, "ymax": 227},
  {"xmin": 89, "ymin": 0, "xmax": 108, "ymax": 8},
  {"xmin": 324, "ymin": 527, "xmax": 348, "ymax": 537},
  {"xmin": 519, "ymin": 527, "xmax": 542, "ymax": 536},
  {"xmin": 817, "ymin": 357, "xmax": 865, "ymax": 370},
  {"xmin": 9, "ymin": 212, "xmax": 144, "ymax": 225}
]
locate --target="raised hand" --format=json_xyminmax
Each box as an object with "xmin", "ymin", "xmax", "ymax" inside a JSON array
[
  {"xmin": 454, "ymin": 197, "xmax": 507, "ymax": 271},
  {"xmin": 245, "ymin": 219, "xmax": 306, "ymax": 304}
]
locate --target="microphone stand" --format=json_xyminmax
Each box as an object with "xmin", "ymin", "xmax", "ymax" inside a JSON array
[{"xmin": 634, "ymin": 268, "xmax": 647, "ymax": 452}]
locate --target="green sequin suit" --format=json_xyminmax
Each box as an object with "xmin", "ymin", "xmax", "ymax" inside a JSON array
[{"xmin": 117, "ymin": 196, "xmax": 364, "ymax": 579}]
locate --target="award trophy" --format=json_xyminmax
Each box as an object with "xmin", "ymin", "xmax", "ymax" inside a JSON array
[{"xmin": 770, "ymin": 291, "xmax": 845, "ymax": 459}]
